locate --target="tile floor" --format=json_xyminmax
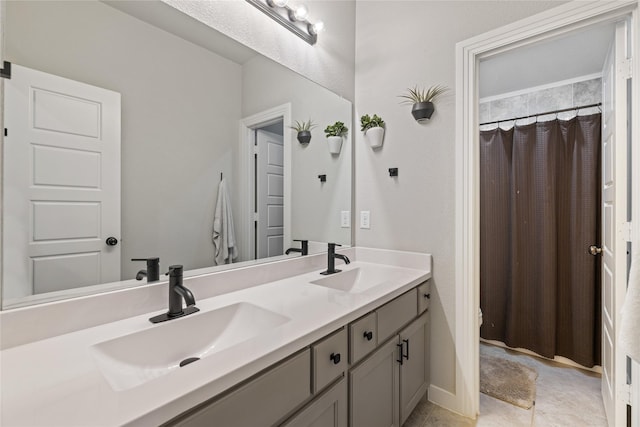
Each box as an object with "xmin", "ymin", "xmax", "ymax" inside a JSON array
[{"xmin": 404, "ymin": 343, "xmax": 607, "ymax": 427}]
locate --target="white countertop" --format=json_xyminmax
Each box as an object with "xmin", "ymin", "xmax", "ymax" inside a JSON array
[{"xmin": 0, "ymin": 249, "xmax": 430, "ymax": 426}]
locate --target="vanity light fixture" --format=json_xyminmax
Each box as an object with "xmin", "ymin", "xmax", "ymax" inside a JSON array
[{"xmin": 247, "ymin": 0, "xmax": 323, "ymax": 45}]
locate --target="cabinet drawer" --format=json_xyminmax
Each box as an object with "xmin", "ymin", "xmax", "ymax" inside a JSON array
[
  {"xmin": 349, "ymin": 312, "xmax": 377, "ymax": 365},
  {"xmin": 417, "ymin": 281, "xmax": 431, "ymax": 314},
  {"xmin": 313, "ymin": 328, "xmax": 348, "ymax": 393},
  {"xmin": 376, "ymin": 288, "xmax": 418, "ymax": 343},
  {"xmin": 170, "ymin": 349, "xmax": 311, "ymax": 427}
]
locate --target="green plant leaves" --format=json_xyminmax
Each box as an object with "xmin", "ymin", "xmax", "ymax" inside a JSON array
[
  {"xmin": 290, "ymin": 119, "xmax": 316, "ymax": 132},
  {"xmin": 360, "ymin": 114, "xmax": 385, "ymax": 131},
  {"xmin": 398, "ymin": 84, "xmax": 449, "ymax": 104},
  {"xmin": 324, "ymin": 121, "xmax": 348, "ymax": 137}
]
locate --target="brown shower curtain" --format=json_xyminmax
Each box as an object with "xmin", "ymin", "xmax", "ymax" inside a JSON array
[{"xmin": 479, "ymin": 114, "xmax": 602, "ymax": 368}]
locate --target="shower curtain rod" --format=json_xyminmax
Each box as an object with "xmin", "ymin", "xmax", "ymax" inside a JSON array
[{"xmin": 479, "ymin": 102, "xmax": 602, "ymax": 126}]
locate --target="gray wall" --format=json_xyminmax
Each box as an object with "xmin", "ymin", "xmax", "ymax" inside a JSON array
[
  {"xmin": 6, "ymin": 1, "xmax": 242, "ymax": 281},
  {"xmin": 242, "ymin": 56, "xmax": 352, "ymax": 248},
  {"xmin": 354, "ymin": 0, "xmax": 565, "ymax": 400}
]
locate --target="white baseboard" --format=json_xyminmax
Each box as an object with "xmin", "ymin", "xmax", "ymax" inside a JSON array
[{"xmin": 428, "ymin": 385, "xmax": 472, "ymax": 419}]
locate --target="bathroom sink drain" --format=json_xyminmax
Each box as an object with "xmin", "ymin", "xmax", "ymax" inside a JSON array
[{"xmin": 179, "ymin": 357, "xmax": 200, "ymax": 367}]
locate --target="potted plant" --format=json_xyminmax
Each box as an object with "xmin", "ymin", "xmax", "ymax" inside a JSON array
[
  {"xmin": 360, "ymin": 113, "xmax": 385, "ymax": 148},
  {"xmin": 399, "ymin": 84, "xmax": 449, "ymax": 122},
  {"xmin": 290, "ymin": 119, "xmax": 316, "ymax": 144},
  {"xmin": 324, "ymin": 121, "xmax": 348, "ymax": 154}
]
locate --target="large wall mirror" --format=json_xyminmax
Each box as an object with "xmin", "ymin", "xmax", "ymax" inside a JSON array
[{"xmin": 1, "ymin": 0, "xmax": 352, "ymax": 309}]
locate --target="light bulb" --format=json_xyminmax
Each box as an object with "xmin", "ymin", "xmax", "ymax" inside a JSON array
[
  {"xmin": 309, "ymin": 21, "xmax": 324, "ymax": 35},
  {"xmin": 273, "ymin": 0, "xmax": 288, "ymax": 6},
  {"xmin": 293, "ymin": 5, "xmax": 308, "ymax": 21}
]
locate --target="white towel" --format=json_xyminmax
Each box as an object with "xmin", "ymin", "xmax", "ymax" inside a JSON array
[
  {"xmin": 620, "ymin": 251, "xmax": 640, "ymax": 362},
  {"xmin": 212, "ymin": 178, "xmax": 238, "ymax": 265}
]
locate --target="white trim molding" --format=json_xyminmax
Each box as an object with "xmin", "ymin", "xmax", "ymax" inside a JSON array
[
  {"xmin": 238, "ymin": 103, "xmax": 292, "ymax": 262},
  {"xmin": 455, "ymin": 0, "xmax": 639, "ymax": 418}
]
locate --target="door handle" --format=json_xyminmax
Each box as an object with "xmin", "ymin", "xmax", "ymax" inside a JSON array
[
  {"xmin": 105, "ymin": 236, "xmax": 118, "ymax": 246},
  {"xmin": 396, "ymin": 343, "xmax": 404, "ymax": 365},
  {"xmin": 589, "ymin": 245, "xmax": 602, "ymax": 256},
  {"xmin": 402, "ymin": 339, "xmax": 409, "ymax": 360}
]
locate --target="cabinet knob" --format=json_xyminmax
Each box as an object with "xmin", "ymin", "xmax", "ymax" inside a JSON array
[
  {"xmin": 363, "ymin": 331, "xmax": 373, "ymax": 341},
  {"xmin": 330, "ymin": 352, "xmax": 341, "ymax": 365}
]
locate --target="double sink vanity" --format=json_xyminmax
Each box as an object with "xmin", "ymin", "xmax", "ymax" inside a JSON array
[{"xmin": 0, "ymin": 248, "xmax": 432, "ymax": 426}]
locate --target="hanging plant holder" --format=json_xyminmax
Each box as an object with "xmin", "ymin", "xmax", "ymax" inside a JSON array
[
  {"xmin": 297, "ymin": 130, "xmax": 312, "ymax": 144},
  {"xmin": 360, "ymin": 113, "xmax": 386, "ymax": 148},
  {"xmin": 411, "ymin": 101, "xmax": 435, "ymax": 122},
  {"xmin": 364, "ymin": 126, "xmax": 385, "ymax": 148},
  {"xmin": 327, "ymin": 136, "xmax": 343, "ymax": 154},
  {"xmin": 399, "ymin": 84, "xmax": 449, "ymax": 123}
]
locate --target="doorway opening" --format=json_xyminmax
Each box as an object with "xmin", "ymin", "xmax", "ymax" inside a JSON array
[
  {"xmin": 476, "ymin": 22, "xmax": 614, "ymax": 425},
  {"xmin": 239, "ymin": 103, "xmax": 292, "ymax": 263},
  {"xmin": 455, "ymin": 2, "xmax": 639, "ymax": 425},
  {"xmin": 251, "ymin": 120, "xmax": 284, "ymax": 260}
]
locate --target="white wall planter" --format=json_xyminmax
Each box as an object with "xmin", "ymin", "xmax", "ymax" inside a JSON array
[
  {"xmin": 327, "ymin": 136, "xmax": 343, "ymax": 154},
  {"xmin": 364, "ymin": 126, "xmax": 385, "ymax": 148}
]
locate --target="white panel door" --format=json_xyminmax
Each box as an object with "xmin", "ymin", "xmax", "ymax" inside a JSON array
[
  {"xmin": 3, "ymin": 64, "xmax": 121, "ymax": 299},
  {"xmin": 256, "ymin": 129, "xmax": 284, "ymax": 259},
  {"xmin": 600, "ymin": 20, "xmax": 629, "ymax": 427}
]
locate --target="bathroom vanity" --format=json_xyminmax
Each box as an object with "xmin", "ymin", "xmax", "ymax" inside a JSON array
[{"xmin": 0, "ymin": 248, "xmax": 431, "ymax": 426}]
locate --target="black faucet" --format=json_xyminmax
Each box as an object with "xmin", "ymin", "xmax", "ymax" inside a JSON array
[
  {"xmin": 320, "ymin": 243, "xmax": 351, "ymax": 275},
  {"xmin": 285, "ymin": 239, "xmax": 308, "ymax": 256},
  {"xmin": 131, "ymin": 257, "xmax": 160, "ymax": 282},
  {"xmin": 149, "ymin": 265, "xmax": 199, "ymax": 323}
]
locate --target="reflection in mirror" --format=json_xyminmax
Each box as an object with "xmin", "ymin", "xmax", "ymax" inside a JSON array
[{"xmin": 2, "ymin": 0, "xmax": 352, "ymax": 309}]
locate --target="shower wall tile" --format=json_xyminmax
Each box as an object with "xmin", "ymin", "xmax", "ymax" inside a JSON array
[
  {"xmin": 531, "ymin": 85, "xmax": 573, "ymax": 114},
  {"xmin": 490, "ymin": 94, "xmax": 528, "ymax": 122},
  {"xmin": 573, "ymin": 78, "xmax": 602, "ymax": 105},
  {"xmin": 479, "ymin": 102, "xmax": 491, "ymax": 123},
  {"xmin": 481, "ymin": 77, "xmax": 601, "ymax": 124}
]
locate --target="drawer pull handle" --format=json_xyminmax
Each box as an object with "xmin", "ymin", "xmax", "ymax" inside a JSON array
[
  {"xmin": 363, "ymin": 331, "xmax": 373, "ymax": 341},
  {"xmin": 396, "ymin": 343, "xmax": 404, "ymax": 365},
  {"xmin": 330, "ymin": 352, "xmax": 341, "ymax": 365},
  {"xmin": 403, "ymin": 339, "xmax": 410, "ymax": 360},
  {"xmin": 424, "ymin": 293, "xmax": 431, "ymax": 299}
]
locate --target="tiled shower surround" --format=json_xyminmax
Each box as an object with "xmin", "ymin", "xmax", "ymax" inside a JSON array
[{"xmin": 479, "ymin": 77, "xmax": 602, "ymax": 129}]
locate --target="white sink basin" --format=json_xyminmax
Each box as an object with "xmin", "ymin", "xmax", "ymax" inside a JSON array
[
  {"xmin": 90, "ymin": 302, "xmax": 289, "ymax": 391},
  {"xmin": 309, "ymin": 264, "xmax": 419, "ymax": 294}
]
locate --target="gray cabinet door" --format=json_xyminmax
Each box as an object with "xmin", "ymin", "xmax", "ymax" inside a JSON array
[
  {"xmin": 349, "ymin": 338, "xmax": 400, "ymax": 427},
  {"xmin": 282, "ymin": 378, "xmax": 347, "ymax": 427},
  {"xmin": 399, "ymin": 312, "xmax": 429, "ymax": 425}
]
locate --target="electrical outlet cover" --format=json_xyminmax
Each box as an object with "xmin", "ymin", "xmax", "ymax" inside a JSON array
[
  {"xmin": 341, "ymin": 211, "xmax": 350, "ymax": 228},
  {"xmin": 360, "ymin": 211, "xmax": 370, "ymax": 229}
]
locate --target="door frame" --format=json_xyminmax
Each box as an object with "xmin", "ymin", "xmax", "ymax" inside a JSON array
[
  {"xmin": 454, "ymin": 0, "xmax": 640, "ymax": 419},
  {"xmin": 239, "ymin": 103, "xmax": 292, "ymax": 262}
]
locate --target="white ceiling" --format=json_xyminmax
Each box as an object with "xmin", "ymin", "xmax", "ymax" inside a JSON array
[{"xmin": 479, "ymin": 22, "xmax": 615, "ymax": 99}]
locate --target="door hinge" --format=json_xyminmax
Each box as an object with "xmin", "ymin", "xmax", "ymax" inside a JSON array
[
  {"xmin": 0, "ymin": 61, "xmax": 11, "ymax": 79},
  {"xmin": 621, "ymin": 222, "xmax": 632, "ymax": 242},
  {"xmin": 620, "ymin": 383, "xmax": 632, "ymax": 405},
  {"xmin": 253, "ymin": 145, "xmax": 259, "ymax": 155},
  {"xmin": 619, "ymin": 58, "xmax": 632, "ymax": 79},
  {"xmin": 3, "ymin": 128, "xmax": 7, "ymax": 137},
  {"xmin": 253, "ymin": 212, "xmax": 259, "ymax": 222}
]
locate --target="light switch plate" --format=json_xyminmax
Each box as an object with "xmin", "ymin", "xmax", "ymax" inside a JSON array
[
  {"xmin": 341, "ymin": 211, "xmax": 350, "ymax": 228},
  {"xmin": 360, "ymin": 211, "xmax": 371, "ymax": 229}
]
